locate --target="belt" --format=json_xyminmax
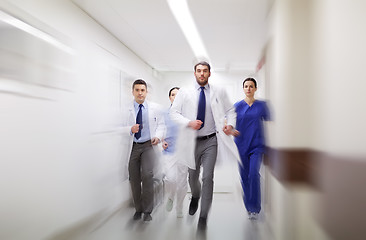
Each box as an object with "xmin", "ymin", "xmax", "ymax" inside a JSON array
[
  {"xmin": 196, "ymin": 132, "xmax": 216, "ymax": 140},
  {"xmin": 133, "ymin": 140, "xmax": 151, "ymax": 145}
]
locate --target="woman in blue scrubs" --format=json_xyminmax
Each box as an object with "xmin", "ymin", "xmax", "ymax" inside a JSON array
[
  {"xmin": 162, "ymin": 87, "xmax": 188, "ymax": 218},
  {"xmin": 233, "ymin": 78, "xmax": 270, "ymax": 220}
]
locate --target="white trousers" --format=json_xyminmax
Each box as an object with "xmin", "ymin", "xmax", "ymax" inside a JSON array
[{"xmin": 163, "ymin": 154, "xmax": 188, "ymax": 212}]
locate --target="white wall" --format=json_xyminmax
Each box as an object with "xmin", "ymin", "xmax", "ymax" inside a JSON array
[
  {"xmin": 264, "ymin": 0, "xmax": 366, "ymax": 239},
  {"xmin": 267, "ymin": 0, "xmax": 366, "ymax": 157},
  {"xmin": 311, "ymin": 0, "xmax": 366, "ymax": 157},
  {"xmin": 266, "ymin": 0, "xmax": 316, "ymax": 149},
  {"xmin": 0, "ymin": 0, "xmax": 161, "ymax": 239}
]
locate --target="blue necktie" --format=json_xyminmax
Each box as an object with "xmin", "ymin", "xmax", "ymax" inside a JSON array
[
  {"xmin": 135, "ymin": 104, "xmax": 143, "ymax": 139},
  {"xmin": 196, "ymin": 87, "xmax": 205, "ymax": 129}
]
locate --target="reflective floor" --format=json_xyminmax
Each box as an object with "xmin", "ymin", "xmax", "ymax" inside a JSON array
[{"xmin": 85, "ymin": 190, "xmax": 274, "ymax": 240}]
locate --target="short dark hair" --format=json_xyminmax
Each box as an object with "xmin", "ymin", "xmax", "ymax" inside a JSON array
[
  {"xmin": 169, "ymin": 87, "xmax": 180, "ymax": 97},
  {"xmin": 243, "ymin": 77, "xmax": 257, "ymax": 88},
  {"xmin": 194, "ymin": 61, "xmax": 211, "ymax": 72},
  {"xmin": 132, "ymin": 79, "xmax": 147, "ymax": 90}
]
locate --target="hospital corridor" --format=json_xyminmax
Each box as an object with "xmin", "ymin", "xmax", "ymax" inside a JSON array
[
  {"xmin": 48, "ymin": 162, "xmax": 274, "ymax": 240},
  {"xmin": 1, "ymin": 1, "xmax": 366, "ymax": 240}
]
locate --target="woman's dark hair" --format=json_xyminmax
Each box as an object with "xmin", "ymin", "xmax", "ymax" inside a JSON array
[
  {"xmin": 132, "ymin": 79, "xmax": 147, "ymax": 90},
  {"xmin": 243, "ymin": 77, "xmax": 257, "ymax": 88},
  {"xmin": 169, "ymin": 87, "xmax": 180, "ymax": 97},
  {"xmin": 194, "ymin": 61, "xmax": 211, "ymax": 72}
]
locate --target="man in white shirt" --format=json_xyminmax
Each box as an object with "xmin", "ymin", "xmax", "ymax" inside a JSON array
[
  {"xmin": 170, "ymin": 62, "xmax": 237, "ymax": 230},
  {"xmin": 121, "ymin": 79, "xmax": 165, "ymax": 222}
]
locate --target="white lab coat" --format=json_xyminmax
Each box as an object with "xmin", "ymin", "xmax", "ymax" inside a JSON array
[
  {"xmin": 169, "ymin": 84, "xmax": 240, "ymax": 169},
  {"xmin": 120, "ymin": 100, "xmax": 165, "ymax": 173}
]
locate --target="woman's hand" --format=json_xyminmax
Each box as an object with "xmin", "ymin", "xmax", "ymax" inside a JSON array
[{"xmin": 162, "ymin": 140, "xmax": 168, "ymax": 150}]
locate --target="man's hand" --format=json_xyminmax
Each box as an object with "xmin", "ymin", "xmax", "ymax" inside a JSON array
[
  {"xmin": 223, "ymin": 125, "xmax": 239, "ymax": 136},
  {"xmin": 188, "ymin": 120, "xmax": 203, "ymax": 130},
  {"xmin": 151, "ymin": 137, "xmax": 160, "ymax": 145},
  {"xmin": 131, "ymin": 124, "xmax": 140, "ymax": 133},
  {"xmin": 162, "ymin": 140, "xmax": 168, "ymax": 150}
]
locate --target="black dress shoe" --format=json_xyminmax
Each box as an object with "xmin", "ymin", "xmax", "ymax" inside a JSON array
[
  {"xmin": 143, "ymin": 213, "xmax": 152, "ymax": 221},
  {"xmin": 197, "ymin": 217, "xmax": 207, "ymax": 230},
  {"xmin": 189, "ymin": 197, "xmax": 199, "ymax": 215},
  {"xmin": 133, "ymin": 212, "xmax": 142, "ymax": 220}
]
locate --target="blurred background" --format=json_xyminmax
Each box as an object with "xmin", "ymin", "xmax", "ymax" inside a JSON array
[{"xmin": 1, "ymin": 0, "xmax": 366, "ymax": 239}]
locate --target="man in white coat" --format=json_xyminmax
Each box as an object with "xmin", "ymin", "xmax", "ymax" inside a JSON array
[
  {"xmin": 121, "ymin": 79, "xmax": 165, "ymax": 222},
  {"xmin": 170, "ymin": 61, "xmax": 238, "ymax": 230}
]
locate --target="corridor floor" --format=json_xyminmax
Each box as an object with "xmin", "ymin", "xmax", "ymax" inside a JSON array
[{"xmin": 85, "ymin": 189, "xmax": 274, "ymax": 240}]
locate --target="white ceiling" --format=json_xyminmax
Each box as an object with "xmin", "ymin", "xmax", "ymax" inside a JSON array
[{"xmin": 72, "ymin": 0, "xmax": 270, "ymax": 72}]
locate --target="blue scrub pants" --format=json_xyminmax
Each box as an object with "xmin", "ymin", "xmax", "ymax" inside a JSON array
[{"xmin": 239, "ymin": 152, "xmax": 262, "ymax": 214}]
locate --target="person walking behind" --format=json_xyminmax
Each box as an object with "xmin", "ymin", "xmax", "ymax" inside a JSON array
[{"xmin": 162, "ymin": 87, "xmax": 188, "ymax": 218}]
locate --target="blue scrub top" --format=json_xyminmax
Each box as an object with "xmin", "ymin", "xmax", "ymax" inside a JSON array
[
  {"xmin": 163, "ymin": 109, "xmax": 178, "ymax": 154},
  {"xmin": 234, "ymin": 100, "xmax": 270, "ymax": 156}
]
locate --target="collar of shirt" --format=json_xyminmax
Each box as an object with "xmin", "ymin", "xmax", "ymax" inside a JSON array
[
  {"xmin": 133, "ymin": 101, "xmax": 147, "ymax": 112},
  {"xmin": 195, "ymin": 83, "xmax": 211, "ymax": 101},
  {"xmin": 195, "ymin": 82, "xmax": 210, "ymax": 91}
]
